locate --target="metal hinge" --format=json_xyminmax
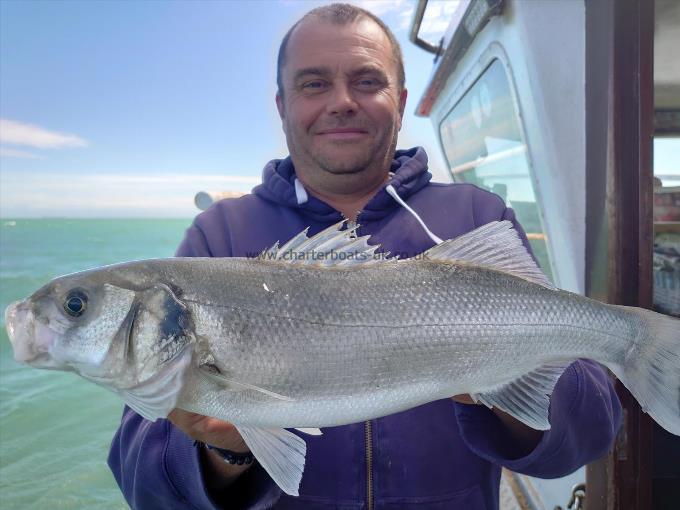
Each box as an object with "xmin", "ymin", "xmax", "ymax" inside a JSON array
[{"xmin": 554, "ymin": 483, "xmax": 586, "ymax": 510}]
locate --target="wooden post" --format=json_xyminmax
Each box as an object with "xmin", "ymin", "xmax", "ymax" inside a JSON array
[{"xmin": 585, "ymin": 0, "xmax": 655, "ymax": 508}]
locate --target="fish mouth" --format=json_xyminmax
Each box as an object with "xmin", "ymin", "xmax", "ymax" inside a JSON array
[
  {"xmin": 4, "ymin": 300, "xmax": 59, "ymax": 367},
  {"xmin": 5, "ymin": 300, "xmax": 32, "ymax": 361}
]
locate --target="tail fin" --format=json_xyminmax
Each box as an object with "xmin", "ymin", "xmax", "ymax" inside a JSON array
[{"xmin": 607, "ymin": 307, "xmax": 680, "ymax": 435}]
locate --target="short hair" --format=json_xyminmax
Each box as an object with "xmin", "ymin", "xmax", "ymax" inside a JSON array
[{"xmin": 276, "ymin": 3, "xmax": 405, "ymax": 98}]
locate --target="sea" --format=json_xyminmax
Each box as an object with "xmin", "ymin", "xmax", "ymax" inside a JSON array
[
  {"xmin": 0, "ymin": 218, "xmax": 193, "ymax": 509},
  {"xmin": 0, "ymin": 218, "xmax": 586, "ymax": 509}
]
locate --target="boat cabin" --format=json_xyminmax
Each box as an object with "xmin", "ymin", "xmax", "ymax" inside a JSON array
[{"xmin": 410, "ymin": 0, "xmax": 679, "ymax": 508}]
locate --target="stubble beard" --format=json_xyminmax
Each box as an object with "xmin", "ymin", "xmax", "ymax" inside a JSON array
[
  {"xmin": 315, "ymin": 149, "xmax": 373, "ymax": 175},
  {"xmin": 311, "ymin": 127, "xmax": 398, "ymax": 177}
]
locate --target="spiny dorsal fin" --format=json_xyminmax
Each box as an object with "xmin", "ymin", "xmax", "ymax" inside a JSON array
[
  {"xmin": 258, "ymin": 221, "xmax": 390, "ymax": 267},
  {"xmin": 424, "ymin": 221, "xmax": 556, "ymax": 290}
]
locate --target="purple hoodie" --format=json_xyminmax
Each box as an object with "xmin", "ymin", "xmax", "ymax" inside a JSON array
[{"xmin": 108, "ymin": 147, "xmax": 621, "ymax": 509}]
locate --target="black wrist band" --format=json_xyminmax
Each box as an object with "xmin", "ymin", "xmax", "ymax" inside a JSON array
[{"xmin": 193, "ymin": 440, "xmax": 255, "ymax": 466}]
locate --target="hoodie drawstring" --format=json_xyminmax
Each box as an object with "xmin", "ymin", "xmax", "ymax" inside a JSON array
[
  {"xmin": 294, "ymin": 178, "xmax": 309, "ymax": 205},
  {"xmin": 385, "ymin": 184, "xmax": 443, "ymax": 245},
  {"xmin": 294, "ymin": 179, "xmax": 442, "ymax": 245}
]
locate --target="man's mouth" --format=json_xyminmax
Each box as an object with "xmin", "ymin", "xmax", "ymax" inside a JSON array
[{"xmin": 316, "ymin": 128, "xmax": 368, "ymax": 141}]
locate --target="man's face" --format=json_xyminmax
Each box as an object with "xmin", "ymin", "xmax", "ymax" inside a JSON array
[{"xmin": 276, "ymin": 18, "xmax": 407, "ymax": 194}]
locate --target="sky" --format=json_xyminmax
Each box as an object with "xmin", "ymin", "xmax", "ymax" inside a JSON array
[
  {"xmin": 0, "ymin": 0, "xmax": 459, "ymax": 218},
  {"xmin": 0, "ymin": 0, "xmax": 677, "ymax": 218}
]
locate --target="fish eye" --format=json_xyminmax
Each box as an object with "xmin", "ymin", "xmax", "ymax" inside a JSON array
[{"xmin": 64, "ymin": 290, "xmax": 88, "ymax": 317}]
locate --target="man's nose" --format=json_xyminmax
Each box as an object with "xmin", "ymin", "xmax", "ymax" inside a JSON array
[{"xmin": 325, "ymin": 83, "xmax": 358, "ymax": 116}]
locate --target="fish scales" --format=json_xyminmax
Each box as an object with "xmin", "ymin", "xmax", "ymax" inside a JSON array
[{"xmin": 165, "ymin": 257, "xmax": 631, "ymax": 428}]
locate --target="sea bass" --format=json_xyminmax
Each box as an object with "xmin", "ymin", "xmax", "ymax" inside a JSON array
[{"xmin": 5, "ymin": 221, "xmax": 680, "ymax": 496}]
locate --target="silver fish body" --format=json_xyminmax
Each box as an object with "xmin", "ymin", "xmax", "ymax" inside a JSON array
[
  {"xmin": 5, "ymin": 221, "xmax": 680, "ymax": 496},
  {"xmin": 174, "ymin": 257, "xmax": 627, "ymax": 427}
]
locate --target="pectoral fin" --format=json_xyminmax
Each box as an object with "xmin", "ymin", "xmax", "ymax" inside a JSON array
[
  {"xmin": 236, "ymin": 426, "xmax": 307, "ymax": 496},
  {"xmin": 471, "ymin": 362, "xmax": 571, "ymax": 430},
  {"xmin": 199, "ymin": 363, "xmax": 294, "ymax": 402}
]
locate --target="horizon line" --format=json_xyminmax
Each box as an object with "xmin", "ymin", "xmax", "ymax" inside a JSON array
[{"xmin": 1, "ymin": 216, "xmax": 196, "ymax": 221}]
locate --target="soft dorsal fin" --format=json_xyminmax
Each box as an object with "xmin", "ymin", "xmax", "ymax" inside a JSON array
[
  {"xmin": 424, "ymin": 221, "xmax": 556, "ymax": 290},
  {"xmin": 258, "ymin": 221, "xmax": 391, "ymax": 267}
]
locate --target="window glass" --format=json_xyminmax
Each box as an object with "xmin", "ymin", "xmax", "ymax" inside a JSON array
[
  {"xmin": 653, "ymin": 137, "xmax": 680, "ymax": 317},
  {"xmin": 438, "ymin": 59, "xmax": 553, "ymax": 280}
]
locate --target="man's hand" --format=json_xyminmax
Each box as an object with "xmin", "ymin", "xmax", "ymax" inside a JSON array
[
  {"xmin": 169, "ymin": 409, "xmax": 248, "ymax": 451},
  {"xmin": 451, "ymin": 394, "xmax": 543, "ymax": 456},
  {"xmin": 451, "ymin": 394, "xmax": 476, "ymax": 405},
  {"xmin": 168, "ymin": 409, "xmax": 252, "ymax": 490}
]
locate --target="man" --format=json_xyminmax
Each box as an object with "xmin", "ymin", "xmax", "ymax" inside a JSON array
[{"xmin": 109, "ymin": 4, "xmax": 621, "ymax": 509}]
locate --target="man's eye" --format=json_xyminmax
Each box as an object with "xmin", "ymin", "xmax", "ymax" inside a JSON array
[
  {"xmin": 356, "ymin": 78, "xmax": 381, "ymax": 89},
  {"xmin": 302, "ymin": 81, "xmax": 326, "ymax": 90}
]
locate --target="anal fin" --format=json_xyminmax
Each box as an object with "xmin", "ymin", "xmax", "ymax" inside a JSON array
[
  {"xmin": 295, "ymin": 427, "xmax": 322, "ymax": 436},
  {"xmin": 236, "ymin": 426, "xmax": 307, "ymax": 496},
  {"xmin": 471, "ymin": 362, "xmax": 572, "ymax": 430}
]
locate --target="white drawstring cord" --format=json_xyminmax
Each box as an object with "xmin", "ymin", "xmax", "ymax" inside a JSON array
[
  {"xmin": 385, "ymin": 184, "xmax": 443, "ymax": 245},
  {"xmin": 294, "ymin": 178, "xmax": 309, "ymax": 205},
  {"xmin": 295, "ymin": 179, "xmax": 441, "ymax": 244}
]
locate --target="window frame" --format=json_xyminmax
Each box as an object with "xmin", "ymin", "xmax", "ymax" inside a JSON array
[{"xmin": 435, "ymin": 44, "xmax": 554, "ymax": 278}]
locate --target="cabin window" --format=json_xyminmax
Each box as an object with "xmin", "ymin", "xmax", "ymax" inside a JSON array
[
  {"xmin": 653, "ymin": 137, "xmax": 680, "ymax": 318},
  {"xmin": 439, "ymin": 59, "xmax": 553, "ymax": 280}
]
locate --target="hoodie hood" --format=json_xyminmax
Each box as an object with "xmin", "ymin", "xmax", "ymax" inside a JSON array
[{"xmin": 252, "ymin": 147, "xmax": 432, "ymax": 223}]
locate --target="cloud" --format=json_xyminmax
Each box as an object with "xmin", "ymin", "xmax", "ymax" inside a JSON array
[
  {"xmin": 279, "ymin": 0, "xmax": 411, "ymax": 16},
  {"xmin": 399, "ymin": 0, "xmax": 462, "ymax": 37},
  {"xmin": 398, "ymin": 5, "xmax": 416, "ymax": 31},
  {"xmin": 85, "ymin": 174, "xmax": 261, "ymax": 185},
  {"xmin": 351, "ymin": 0, "xmax": 410, "ymax": 16},
  {"xmin": 0, "ymin": 147, "xmax": 41, "ymax": 159},
  {"xmin": 0, "ymin": 171, "xmax": 261, "ymax": 218},
  {"xmin": 0, "ymin": 118, "xmax": 88, "ymax": 149},
  {"xmin": 278, "ymin": 0, "xmax": 414, "ymax": 25},
  {"xmin": 284, "ymin": 0, "xmax": 460, "ymax": 38},
  {"xmin": 421, "ymin": 1, "xmax": 461, "ymax": 37}
]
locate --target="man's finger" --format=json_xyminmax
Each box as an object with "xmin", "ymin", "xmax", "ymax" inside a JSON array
[
  {"xmin": 168, "ymin": 409, "xmax": 204, "ymax": 429},
  {"xmin": 451, "ymin": 394, "xmax": 477, "ymax": 405}
]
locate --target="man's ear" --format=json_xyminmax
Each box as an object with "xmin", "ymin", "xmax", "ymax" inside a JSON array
[
  {"xmin": 276, "ymin": 93, "xmax": 288, "ymax": 134},
  {"xmin": 276, "ymin": 93, "xmax": 285, "ymax": 120},
  {"xmin": 398, "ymin": 88, "xmax": 408, "ymax": 131}
]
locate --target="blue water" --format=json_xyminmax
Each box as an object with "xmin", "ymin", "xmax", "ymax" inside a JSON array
[
  {"xmin": 0, "ymin": 218, "xmax": 588, "ymax": 509},
  {"xmin": 0, "ymin": 219, "xmax": 192, "ymax": 509}
]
